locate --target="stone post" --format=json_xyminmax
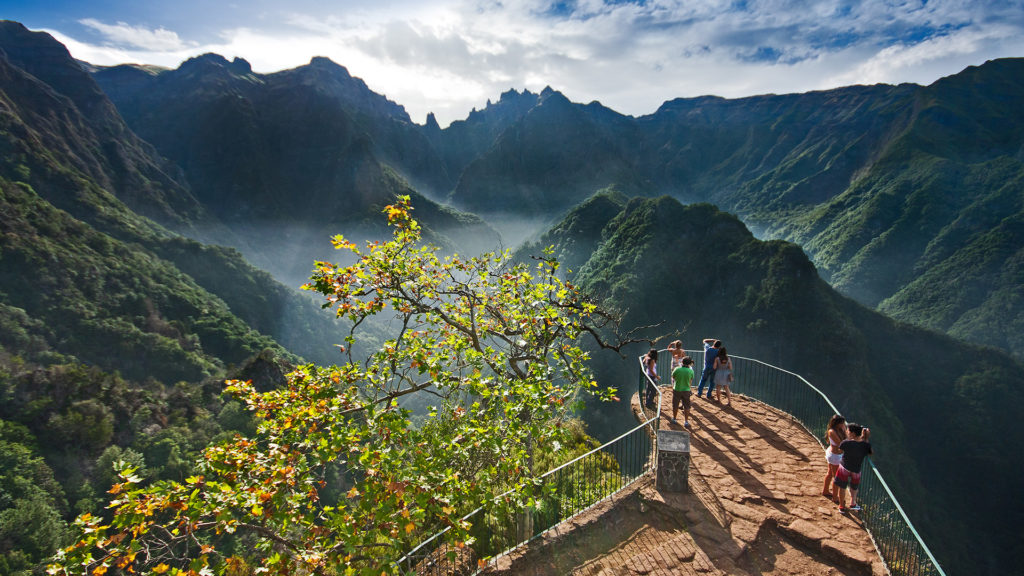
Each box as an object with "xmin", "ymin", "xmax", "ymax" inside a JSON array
[{"xmin": 656, "ymin": 429, "xmax": 690, "ymax": 492}]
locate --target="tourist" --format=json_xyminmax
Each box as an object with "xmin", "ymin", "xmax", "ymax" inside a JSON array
[
  {"xmin": 694, "ymin": 338, "xmax": 722, "ymax": 399},
  {"xmin": 642, "ymin": 348, "xmax": 659, "ymax": 409},
  {"xmin": 712, "ymin": 346, "xmax": 733, "ymax": 404},
  {"xmin": 671, "ymin": 356, "xmax": 695, "ymax": 428},
  {"xmin": 822, "ymin": 414, "xmax": 847, "ymax": 502},
  {"xmin": 835, "ymin": 423, "xmax": 873, "ymax": 513},
  {"xmin": 668, "ymin": 340, "xmax": 686, "ymax": 370}
]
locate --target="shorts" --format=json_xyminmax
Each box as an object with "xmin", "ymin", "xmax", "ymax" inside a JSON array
[
  {"xmin": 834, "ymin": 465, "xmax": 861, "ymax": 490},
  {"xmin": 672, "ymin": 390, "xmax": 691, "ymax": 412},
  {"xmin": 825, "ymin": 447, "xmax": 843, "ymax": 466}
]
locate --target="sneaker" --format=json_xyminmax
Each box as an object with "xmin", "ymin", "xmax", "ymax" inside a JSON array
[
  {"xmin": 684, "ymin": 421, "xmax": 691, "ymax": 428},
  {"xmin": 670, "ymin": 417, "xmax": 678, "ymax": 424},
  {"xmin": 849, "ymin": 504, "xmax": 861, "ymax": 511},
  {"xmin": 838, "ymin": 506, "xmax": 848, "ymax": 513}
]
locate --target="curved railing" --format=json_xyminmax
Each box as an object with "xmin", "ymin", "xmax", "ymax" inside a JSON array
[
  {"xmin": 398, "ymin": 350, "xmax": 945, "ymax": 576},
  {"xmin": 395, "ymin": 358, "xmax": 662, "ymax": 574},
  {"xmin": 683, "ymin": 348, "xmax": 946, "ymax": 576}
]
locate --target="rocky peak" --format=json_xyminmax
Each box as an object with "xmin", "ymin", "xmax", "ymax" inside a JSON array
[
  {"xmin": 0, "ymin": 20, "xmax": 113, "ymax": 120},
  {"xmin": 178, "ymin": 53, "xmax": 252, "ymax": 76},
  {"xmin": 308, "ymin": 55, "xmax": 351, "ymax": 78},
  {"xmin": 273, "ymin": 56, "xmax": 411, "ymax": 123},
  {"xmin": 424, "ymin": 112, "xmax": 441, "ymax": 132}
]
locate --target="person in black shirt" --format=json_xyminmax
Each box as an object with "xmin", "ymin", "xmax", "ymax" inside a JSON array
[{"xmin": 834, "ymin": 423, "xmax": 872, "ymax": 512}]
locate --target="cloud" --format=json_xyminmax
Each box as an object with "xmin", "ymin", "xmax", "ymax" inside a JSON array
[
  {"xmin": 42, "ymin": 0, "xmax": 1024, "ymax": 126},
  {"xmin": 825, "ymin": 21, "xmax": 1024, "ymax": 88},
  {"xmin": 79, "ymin": 18, "xmax": 193, "ymax": 51}
]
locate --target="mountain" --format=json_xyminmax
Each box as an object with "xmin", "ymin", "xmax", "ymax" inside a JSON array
[
  {"xmin": 0, "ymin": 21, "xmax": 342, "ymax": 364},
  {"xmin": 448, "ymin": 87, "xmax": 649, "ymax": 217},
  {"xmin": 0, "ymin": 23, "xmax": 358, "ymax": 572},
  {"xmin": 92, "ymin": 53, "xmax": 498, "ymax": 284},
  {"xmin": 425, "ymin": 88, "xmax": 541, "ymax": 182},
  {"xmin": 527, "ymin": 193, "xmax": 1024, "ymax": 576},
  {"xmin": 0, "ymin": 21, "xmax": 204, "ymax": 230},
  {"xmin": 437, "ymin": 61, "xmax": 1024, "ymax": 360},
  {"xmin": 90, "ymin": 42, "xmax": 1024, "ymax": 359}
]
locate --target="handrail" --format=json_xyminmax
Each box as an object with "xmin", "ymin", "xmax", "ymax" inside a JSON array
[
  {"xmin": 396, "ymin": 357, "xmax": 662, "ymax": 574},
  {"xmin": 399, "ymin": 349, "xmax": 944, "ymax": 576},
  {"xmin": 681, "ymin": 348, "xmax": 945, "ymax": 576}
]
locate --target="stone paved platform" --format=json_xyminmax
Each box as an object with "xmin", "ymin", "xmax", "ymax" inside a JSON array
[{"xmin": 484, "ymin": 391, "xmax": 887, "ymax": 576}]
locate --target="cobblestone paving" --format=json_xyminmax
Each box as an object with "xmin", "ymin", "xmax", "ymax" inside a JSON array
[{"xmin": 484, "ymin": 392, "xmax": 887, "ymax": 576}]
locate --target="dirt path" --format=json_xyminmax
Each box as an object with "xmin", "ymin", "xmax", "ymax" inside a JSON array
[{"xmin": 484, "ymin": 392, "xmax": 887, "ymax": 576}]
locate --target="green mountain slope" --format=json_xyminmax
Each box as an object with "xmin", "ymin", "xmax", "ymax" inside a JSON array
[
  {"xmin": 0, "ymin": 21, "xmax": 203, "ymax": 229},
  {"xmin": 0, "ymin": 25, "xmax": 361, "ymax": 573},
  {"xmin": 449, "ymin": 88, "xmax": 649, "ymax": 217},
  {"xmin": 531, "ymin": 195, "xmax": 1024, "ymax": 576},
  {"xmin": 436, "ymin": 60, "xmax": 1024, "ymax": 359},
  {"xmin": 92, "ymin": 53, "xmax": 497, "ymax": 284}
]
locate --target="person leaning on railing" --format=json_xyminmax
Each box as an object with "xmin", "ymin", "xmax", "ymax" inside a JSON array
[
  {"xmin": 695, "ymin": 338, "xmax": 722, "ymax": 399},
  {"xmin": 642, "ymin": 348, "xmax": 659, "ymax": 408},
  {"xmin": 835, "ymin": 423, "xmax": 873, "ymax": 513}
]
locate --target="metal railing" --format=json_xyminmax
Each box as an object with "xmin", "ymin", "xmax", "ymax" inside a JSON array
[
  {"xmin": 396, "ymin": 358, "xmax": 662, "ymax": 575},
  {"xmin": 399, "ymin": 349, "xmax": 944, "ymax": 576},
  {"xmin": 684, "ymin": 348, "xmax": 945, "ymax": 576}
]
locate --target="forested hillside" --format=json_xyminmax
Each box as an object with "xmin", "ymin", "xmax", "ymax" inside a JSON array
[
  {"xmin": 444, "ymin": 62, "xmax": 1024, "ymax": 360},
  {"xmin": 0, "ymin": 22, "xmax": 348, "ymax": 574},
  {"xmin": 522, "ymin": 193, "xmax": 1024, "ymax": 576}
]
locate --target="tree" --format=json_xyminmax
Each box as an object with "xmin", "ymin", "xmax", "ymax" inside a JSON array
[{"xmin": 49, "ymin": 196, "xmax": 634, "ymax": 576}]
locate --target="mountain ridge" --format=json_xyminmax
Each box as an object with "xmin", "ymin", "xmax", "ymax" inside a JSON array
[{"xmin": 87, "ymin": 44, "xmax": 1024, "ymax": 359}]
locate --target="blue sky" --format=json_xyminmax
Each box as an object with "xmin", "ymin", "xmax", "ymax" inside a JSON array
[{"xmin": 4, "ymin": 1, "xmax": 1023, "ymax": 126}]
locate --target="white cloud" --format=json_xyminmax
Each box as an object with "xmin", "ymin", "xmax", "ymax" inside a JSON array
[
  {"xmin": 79, "ymin": 18, "xmax": 193, "ymax": 51},
  {"xmin": 44, "ymin": 1, "xmax": 1024, "ymax": 126},
  {"xmin": 825, "ymin": 21, "xmax": 1024, "ymax": 88}
]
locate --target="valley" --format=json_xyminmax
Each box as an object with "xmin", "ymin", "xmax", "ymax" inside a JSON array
[{"xmin": 1, "ymin": 19, "xmax": 1022, "ymax": 575}]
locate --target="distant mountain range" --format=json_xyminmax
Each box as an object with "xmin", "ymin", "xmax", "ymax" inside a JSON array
[
  {"xmin": 1, "ymin": 18, "xmax": 1022, "ymax": 576},
  {"xmin": 91, "ymin": 48, "xmax": 1024, "ymax": 360}
]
